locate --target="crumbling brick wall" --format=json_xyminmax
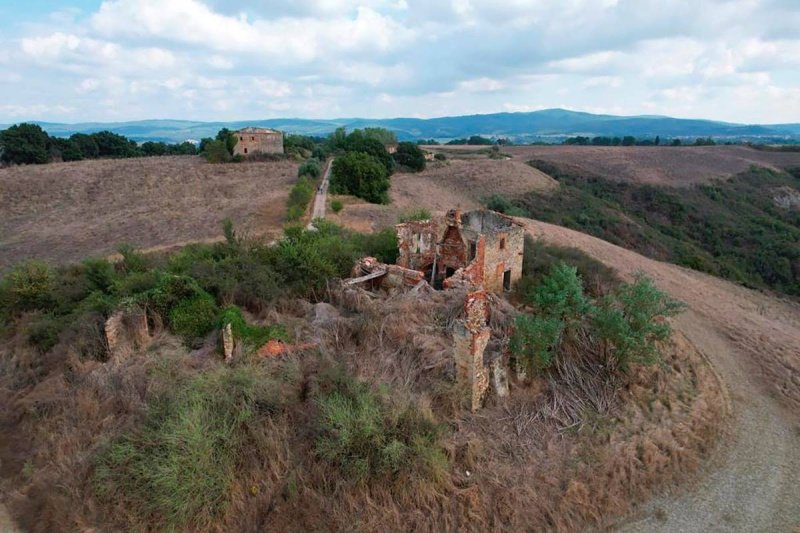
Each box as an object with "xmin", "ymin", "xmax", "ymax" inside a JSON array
[
  {"xmin": 453, "ymin": 291, "xmax": 491, "ymax": 411},
  {"xmin": 460, "ymin": 210, "xmax": 524, "ymax": 293}
]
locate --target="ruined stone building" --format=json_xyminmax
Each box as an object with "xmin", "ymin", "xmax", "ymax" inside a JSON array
[
  {"xmin": 348, "ymin": 209, "xmax": 523, "ymax": 410},
  {"xmin": 395, "ymin": 209, "xmax": 524, "ymax": 293},
  {"xmin": 233, "ymin": 127, "xmax": 284, "ymax": 156}
]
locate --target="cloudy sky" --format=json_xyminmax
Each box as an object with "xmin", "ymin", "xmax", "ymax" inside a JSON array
[{"xmin": 1, "ymin": 0, "xmax": 799, "ymax": 124}]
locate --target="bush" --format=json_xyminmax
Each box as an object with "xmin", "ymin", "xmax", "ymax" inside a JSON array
[
  {"xmin": 483, "ymin": 194, "xmax": 526, "ymax": 217},
  {"xmin": 95, "ymin": 365, "xmax": 282, "ymax": 530},
  {"xmin": 393, "ymin": 142, "xmax": 426, "ymax": 172},
  {"xmin": 218, "ymin": 305, "xmax": 289, "ymax": 348},
  {"xmin": 510, "ymin": 263, "xmax": 683, "ymax": 374},
  {"xmin": 202, "ymin": 140, "xmax": 232, "ymax": 163},
  {"xmin": 286, "ymin": 176, "xmax": 315, "ymax": 222},
  {"xmin": 1, "ymin": 260, "xmax": 55, "ymax": 314},
  {"xmin": 593, "ymin": 275, "xmax": 685, "ymax": 369},
  {"xmin": 517, "ymin": 236, "xmax": 619, "ymax": 298},
  {"xmin": 314, "ymin": 370, "xmax": 449, "ymax": 485},
  {"xmin": 434, "ymin": 153, "xmax": 446, "ymax": 161},
  {"xmin": 330, "ymin": 152, "xmax": 390, "ymax": 204},
  {"xmin": 298, "ymin": 158, "xmax": 322, "ymax": 178},
  {"xmin": 331, "ymin": 199, "xmax": 344, "ymax": 213},
  {"xmin": 168, "ymin": 293, "xmax": 219, "ymax": 346},
  {"xmin": 398, "ymin": 208, "xmax": 432, "ymax": 223}
]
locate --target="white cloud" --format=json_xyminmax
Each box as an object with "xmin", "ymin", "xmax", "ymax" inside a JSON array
[{"xmin": 1, "ymin": 0, "xmax": 799, "ymax": 123}]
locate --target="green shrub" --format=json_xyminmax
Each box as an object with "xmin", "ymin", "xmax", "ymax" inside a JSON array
[
  {"xmin": 433, "ymin": 153, "xmax": 446, "ymax": 161},
  {"xmin": 483, "ymin": 194, "xmax": 527, "ymax": 217},
  {"xmin": 26, "ymin": 312, "xmax": 65, "ymax": 353},
  {"xmin": 331, "ymin": 199, "xmax": 343, "ymax": 213},
  {"xmin": 510, "ymin": 263, "xmax": 683, "ymax": 374},
  {"xmin": 298, "ymin": 158, "xmax": 322, "ymax": 178},
  {"xmin": 517, "ymin": 236, "xmax": 619, "ymax": 298},
  {"xmin": 1, "ymin": 260, "xmax": 55, "ymax": 314},
  {"xmin": 398, "ymin": 208, "xmax": 432, "ymax": 223},
  {"xmin": 168, "ymin": 293, "xmax": 219, "ymax": 346},
  {"xmin": 314, "ymin": 370, "xmax": 448, "ymax": 484},
  {"xmin": 95, "ymin": 365, "xmax": 282, "ymax": 530},
  {"xmin": 202, "ymin": 139, "xmax": 232, "ymax": 163},
  {"xmin": 286, "ymin": 176, "xmax": 315, "ymax": 222},
  {"xmin": 593, "ymin": 275, "xmax": 685, "ymax": 369},
  {"xmin": 393, "ymin": 142, "xmax": 426, "ymax": 171},
  {"xmin": 218, "ymin": 305, "xmax": 289, "ymax": 348}
]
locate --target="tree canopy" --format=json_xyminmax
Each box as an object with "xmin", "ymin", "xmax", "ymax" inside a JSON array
[{"xmin": 330, "ymin": 152, "xmax": 390, "ymax": 204}]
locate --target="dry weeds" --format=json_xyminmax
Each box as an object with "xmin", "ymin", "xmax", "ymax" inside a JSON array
[{"xmin": 0, "ymin": 156, "xmax": 298, "ymax": 271}]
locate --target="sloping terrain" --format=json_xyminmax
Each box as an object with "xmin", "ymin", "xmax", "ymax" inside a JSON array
[
  {"xmin": 520, "ymin": 217, "xmax": 800, "ymax": 531},
  {"xmin": 501, "ymin": 145, "xmax": 800, "ymax": 186},
  {"xmin": 0, "ymin": 156, "xmax": 298, "ymax": 271}
]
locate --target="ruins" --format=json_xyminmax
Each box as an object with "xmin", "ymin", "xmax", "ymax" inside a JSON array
[
  {"xmin": 348, "ymin": 209, "xmax": 525, "ymax": 410},
  {"xmin": 233, "ymin": 127, "xmax": 284, "ymax": 156}
]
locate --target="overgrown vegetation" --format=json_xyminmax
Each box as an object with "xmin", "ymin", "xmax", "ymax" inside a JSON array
[
  {"xmin": 511, "ymin": 262, "xmax": 684, "ymax": 373},
  {"xmin": 398, "ymin": 208, "xmax": 432, "ymax": 222},
  {"xmin": 331, "ymin": 151, "xmax": 391, "ymax": 204},
  {"xmin": 314, "ymin": 368, "xmax": 449, "ymax": 485},
  {"xmin": 503, "ymin": 162, "xmax": 800, "ymax": 296},
  {"xmin": 0, "ymin": 221, "xmax": 397, "ymax": 361},
  {"xmin": 95, "ymin": 364, "xmax": 284, "ymax": 529}
]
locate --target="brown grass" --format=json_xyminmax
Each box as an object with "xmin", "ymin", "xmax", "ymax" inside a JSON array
[
  {"xmin": 499, "ymin": 145, "xmax": 800, "ymax": 186},
  {"xmin": 0, "ymin": 156, "xmax": 298, "ymax": 271},
  {"xmin": 0, "ymin": 282, "xmax": 725, "ymax": 532}
]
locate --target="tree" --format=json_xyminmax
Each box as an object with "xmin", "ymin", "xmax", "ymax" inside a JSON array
[
  {"xmin": 621, "ymin": 136, "xmax": 636, "ymax": 146},
  {"xmin": 216, "ymin": 128, "xmax": 237, "ymax": 155},
  {"xmin": 655, "ymin": 135, "xmax": 661, "ymax": 146},
  {"xmin": 50, "ymin": 137, "xmax": 83, "ymax": 162},
  {"xmin": 361, "ymin": 127, "xmax": 397, "ymax": 146},
  {"xmin": 141, "ymin": 141, "xmax": 168, "ymax": 157},
  {"xmin": 392, "ymin": 142, "xmax": 426, "ymax": 172},
  {"xmin": 0, "ymin": 123, "xmax": 50, "ymax": 164},
  {"xmin": 92, "ymin": 131, "xmax": 140, "ymax": 157},
  {"xmin": 343, "ymin": 130, "xmax": 394, "ymax": 174},
  {"xmin": 70, "ymin": 133, "xmax": 100, "ymax": 159},
  {"xmin": 202, "ymin": 140, "xmax": 232, "ymax": 163},
  {"xmin": 330, "ymin": 152, "xmax": 390, "ymax": 204}
]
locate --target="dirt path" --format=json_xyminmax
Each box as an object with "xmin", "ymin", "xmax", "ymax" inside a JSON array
[
  {"xmin": 518, "ymin": 218, "xmax": 800, "ymax": 531},
  {"xmin": 308, "ymin": 158, "xmax": 332, "ymax": 229}
]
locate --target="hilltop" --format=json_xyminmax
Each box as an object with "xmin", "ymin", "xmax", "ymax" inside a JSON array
[{"xmin": 4, "ymin": 109, "xmax": 799, "ymax": 144}]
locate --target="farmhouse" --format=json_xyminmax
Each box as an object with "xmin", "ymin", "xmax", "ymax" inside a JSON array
[{"xmin": 233, "ymin": 127, "xmax": 284, "ymax": 156}]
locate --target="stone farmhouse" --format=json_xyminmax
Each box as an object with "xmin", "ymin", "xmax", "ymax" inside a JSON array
[{"xmin": 233, "ymin": 127, "xmax": 284, "ymax": 156}]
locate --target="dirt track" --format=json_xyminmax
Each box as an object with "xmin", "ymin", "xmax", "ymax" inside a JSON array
[{"xmin": 520, "ymin": 217, "xmax": 800, "ymax": 531}]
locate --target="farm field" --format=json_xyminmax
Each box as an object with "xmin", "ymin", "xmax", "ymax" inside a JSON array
[
  {"xmin": 0, "ymin": 156, "xmax": 298, "ymax": 270},
  {"xmin": 438, "ymin": 145, "xmax": 800, "ymax": 186}
]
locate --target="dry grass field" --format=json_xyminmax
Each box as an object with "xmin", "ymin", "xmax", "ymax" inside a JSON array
[
  {"xmin": 0, "ymin": 156, "xmax": 298, "ymax": 271},
  {"xmin": 451, "ymin": 145, "xmax": 800, "ymax": 186},
  {"xmin": 330, "ymin": 158, "xmax": 557, "ymax": 232}
]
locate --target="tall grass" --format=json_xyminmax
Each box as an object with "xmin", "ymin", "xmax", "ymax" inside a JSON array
[{"xmin": 95, "ymin": 364, "xmax": 282, "ymax": 530}]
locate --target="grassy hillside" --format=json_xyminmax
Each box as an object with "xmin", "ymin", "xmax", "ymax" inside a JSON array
[{"xmin": 503, "ymin": 163, "xmax": 800, "ymax": 296}]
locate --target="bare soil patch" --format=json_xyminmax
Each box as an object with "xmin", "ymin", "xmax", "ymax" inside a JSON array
[
  {"xmin": 500, "ymin": 145, "xmax": 800, "ymax": 186},
  {"xmin": 0, "ymin": 156, "xmax": 298, "ymax": 270}
]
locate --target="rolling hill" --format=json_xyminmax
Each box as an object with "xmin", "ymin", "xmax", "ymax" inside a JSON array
[{"xmin": 2, "ymin": 109, "xmax": 799, "ymax": 143}]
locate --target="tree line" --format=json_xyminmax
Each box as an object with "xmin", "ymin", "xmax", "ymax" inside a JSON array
[
  {"xmin": 563, "ymin": 135, "xmax": 719, "ymax": 146},
  {"xmin": 0, "ymin": 123, "xmax": 198, "ymax": 165}
]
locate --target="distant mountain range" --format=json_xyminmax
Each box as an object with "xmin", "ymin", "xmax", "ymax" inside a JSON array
[{"xmin": 3, "ymin": 109, "xmax": 799, "ymax": 143}]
